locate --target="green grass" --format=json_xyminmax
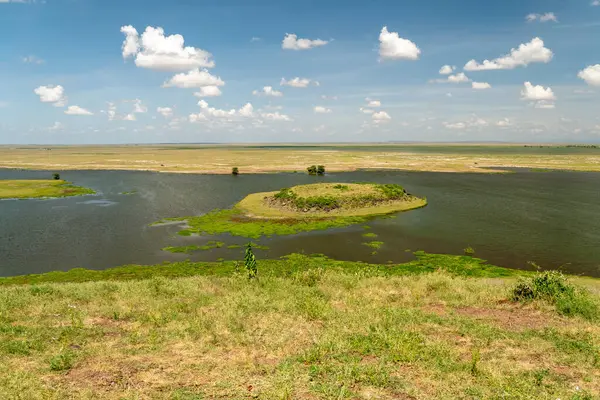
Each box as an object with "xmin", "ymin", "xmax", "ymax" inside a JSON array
[
  {"xmin": 162, "ymin": 241, "xmax": 225, "ymax": 254},
  {"xmin": 0, "ymin": 179, "xmax": 95, "ymax": 199},
  {"xmin": 0, "ymin": 254, "xmax": 598, "ymax": 399},
  {"xmin": 363, "ymin": 241, "xmax": 384, "ymax": 250},
  {"xmin": 362, "ymin": 232, "xmax": 378, "ymax": 238}
]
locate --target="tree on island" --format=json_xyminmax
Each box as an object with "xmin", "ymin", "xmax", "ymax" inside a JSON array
[
  {"xmin": 317, "ymin": 165, "xmax": 325, "ymax": 176},
  {"xmin": 307, "ymin": 165, "xmax": 317, "ymax": 175},
  {"xmin": 52, "ymin": 173, "xmax": 60, "ymax": 180},
  {"xmin": 232, "ymin": 167, "xmax": 239, "ymax": 176}
]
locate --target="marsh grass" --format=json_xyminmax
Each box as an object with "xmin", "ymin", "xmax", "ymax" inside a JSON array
[
  {"xmin": 0, "ymin": 179, "xmax": 95, "ymax": 199},
  {"xmin": 0, "ymin": 260, "xmax": 598, "ymax": 399}
]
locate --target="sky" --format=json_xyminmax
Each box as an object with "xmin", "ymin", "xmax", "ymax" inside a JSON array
[{"xmin": 0, "ymin": 0, "xmax": 599, "ymax": 144}]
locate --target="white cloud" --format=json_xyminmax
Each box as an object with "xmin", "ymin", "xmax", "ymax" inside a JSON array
[
  {"xmin": 133, "ymin": 99, "xmax": 147, "ymax": 113},
  {"xmin": 447, "ymin": 73, "xmax": 470, "ymax": 83},
  {"xmin": 321, "ymin": 95, "xmax": 338, "ymax": 100},
  {"xmin": 535, "ymin": 101, "xmax": 555, "ymax": 109},
  {"xmin": 64, "ymin": 105, "xmax": 93, "ymax": 116},
  {"xmin": 472, "ymin": 82, "xmax": 491, "ymax": 90},
  {"xmin": 280, "ymin": 77, "xmax": 318, "ymax": 88},
  {"xmin": 250, "ymin": 37, "xmax": 261, "ymax": 42},
  {"xmin": 34, "ymin": 85, "xmax": 66, "ymax": 107},
  {"xmin": 106, "ymin": 102, "xmax": 117, "ymax": 121},
  {"xmin": 189, "ymin": 113, "xmax": 208, "ymax": 123},
  {"xmin": 496, "ymin": 118, "xmax": 512, "ymax": 127},
  {"xmin": 261, "ymin": 112, "xmax": 292, "ymax": 121},
  {"xmin": 123, "ymin": 113, "xmax": 136, "ymax": 121},
  {"xmin": 238, "ymin": 103, "xmax": 254, "ymax": 117},
  {"xmin": 439, "ymin": 65, "xmax": 455, "ymax": 75},
  {"xmin": 578, "ymin": 65, "xmax": 600, "ymax": 86},
  {"xmin": 48, "ymin": 121, "xmax": 64, "ymax": 131},
  {"xmin": 157, "ymin": 107, "xmax": 173, "ymax": 118},
  {"xmin": 372, "ymin": 111, "xmax": 391, "ymax": 121},
  {"xmin": 120, "ymin": 25, "xmax": 215, "ymax": 71},
  {"xmin": 253, "ymin": 86, "xmax": 283, "ymax": 97},
  {"xmin": 378, "ymin": 26, "xmax": 421, "ymax": 61},
  {"xmin": 526, "ymin": 12, "xmax": 558, "ymax": 22},
  {"xmin": 365, "ymin": 98, "xmax": 381, "ymax": 107},
  {"xmin": 464, "ymin": 37, "xmax": 553, "ymax": 71},
  {"xmin": 444, "ymin": 116, "xmax": 488, "ymax": 130},
  {"xmin": 22, "ymin": 55, "xmax": 44, "ymax": 64},
  {"xmin": 314, "ymin": 106, "xmax": 332, "ymax": 114},
  {"xmin": 163, "ymin": 68, "xmax": 224, "ymax": 89},
  {"xmin": 593, "ymin": 0, "xmax": 600, "ymax": 6},
  {"xmin": 444, "ymin": 122, "xmax": 466, "ymax": 130},
  {"xmin": 360, "ymin": 108, "xmax": 374, "ymax": 114},
  {"xmin": 194, "ymin": 86, "xmax": 223, "ymax": 97},
  {"xmin": 282, "ymin": 33, "xmax": 328, "ymax": 50},
  {"xmin": 521, "ymin": 81, "xmax": 556, "ymax": 101}
]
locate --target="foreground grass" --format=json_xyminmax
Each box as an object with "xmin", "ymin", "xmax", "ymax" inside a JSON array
[
  {"xmin": 0, "ymin": 179, "xmax": 95, "ymax": 199},
  {"xmin": 0, "ymin": 254, "xmax": 599, "ymax": 399}
]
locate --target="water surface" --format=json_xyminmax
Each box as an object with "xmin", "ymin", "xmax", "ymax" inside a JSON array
[{"xmin": 0, "ymin": 169, "xmax": 598, "ymax": 277}]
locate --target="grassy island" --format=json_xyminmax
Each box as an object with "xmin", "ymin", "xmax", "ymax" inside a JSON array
[
  {"xmin": 0, "ymin": 179, "xmax": 95, "ymax": 200},
  {"xmin": 156, "ymin": 183, "xmax": 426, "ymax": 239}
]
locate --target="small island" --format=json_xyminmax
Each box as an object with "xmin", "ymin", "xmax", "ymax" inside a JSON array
[
  {"xmin": 0, "ymin": 179, "xmax": 95, "ymax": 200},
  {"xmin": 158, "ymin": 183, "xmax": 427, "ymax": 238}
]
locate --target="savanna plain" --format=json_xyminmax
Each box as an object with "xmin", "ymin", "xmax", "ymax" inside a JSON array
[{"xmin": 1, "ymin": 144, "xmax": 600, "ymax": 399}]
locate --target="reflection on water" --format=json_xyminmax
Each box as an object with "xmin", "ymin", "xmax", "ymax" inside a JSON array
[{"xmin": 0, "ymin": 168, "xmax": 599, "ymax": 277}]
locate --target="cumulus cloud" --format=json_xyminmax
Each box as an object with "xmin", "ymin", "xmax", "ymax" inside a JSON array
[
  {"xmin": 444, "ymin": 116, "xmax": 488, "ymax": 130},
  {"xmin": 372, "ymin": 111, "xmax": 391, "ymax": 121},
  {"xmin": 123, "ymin": 113, "xmax": 136, "ymax": 121},
  {"xmin": 120, "ymin": 25, "xmax": 215, "ymax": 71},
  {"xmin": 163, "ymin": 68, "xmax": 224, "ymax": 89},
  {"xmin": 314, "ymin": 106, "xmax": 332, "ymax": 114},
  {"xmin": 496, "ymin": 118, "xmax": 512, "ymax": 127},
  {"xmin": 261, "ymin": 111, "xmax": 292, "ymax": 121},
  {"xmin": 133, "ymin": 99, "xmax": 147, "ymax": 113},
  {"xmin": 447, "ymin": 73, "xmax": 470, "ymax": 83},
  {"xmin": 526, "ymin": 12, "xmax": 558, "ymax": 22},
  {"xmin": 253, "ymin": 86, "xmax": 283, "ymax": 97},
  {"xmin": 378, "ymin": 26, "xmax": 421, "ymax": 61},
  {"xmin": 280, "ymin": 77, "xmax": 318, "ymax": 88},
  {"xmin": 282, "ymin": 33, "xmax": 328, "ymax": 50},
  {"xmin": 193, "ymin": 100, "xmax": 256, "ymax": 120},
  {"xmin": 578, "ymin": 65, "xmax": 600, "ymax": 86},
  {"xmin": 535, "ymin": 101, "xmax": 555, "ymax": 109},
  {"xmin": 444, "ymin": 122, "xmax": 466, "ymax": 130},
  {"xmin": 521, "ymin": 81, "xmax": 556, "ymax": 101},
  {"xmin": 34, "ymin": 85, "xmax": 66, "ymax": 107},
  {"xmin": 48, "ymin": 121, "xmax": 64, "ymax": 131},
  {"xmin": 238, "ymin": 103, "xmax": 254, "ymax": 117},
  {"xmin": 22, "ymin": 55, "xmax": 44, "ymax": 64},
  {"xmin": 189, "ymin": 113, "xmax": 207, "ymax": 123},
  {"xmin": 439, "ymin": 65, "xmax": 455, "ymax": 75},
  {"xmin": 365, "ymin": 98, "xmax": 381, "ymax": 107},
  {"xmin": 194, "ymin": 86, "xmax": 223, "ymax": 97},
  {"xmin": 464, "ymin": 37, "xmax": 553, "ymax": 71},
  {"xmin": 472, "ymin": 82, "xmax": 492, "ymax": 90},
  {"xmin": 593, "ymin": 1, "xmax": 600, "ymax": 6},
  {"xmin": 64, "ymin": 105, "xmax": 93, "ymax": 116},
  {"xmin": 106, "ymin": 102, "xmax": 117, "ymax": 121},
  {"xmin": 157, "ymin": 107, "xmax": 173, "ymax": 118}
]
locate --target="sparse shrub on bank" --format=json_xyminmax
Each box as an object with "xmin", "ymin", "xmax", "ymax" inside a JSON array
[{"xmin": 232, "ymin": 167, "xmax": 239, "ymax": 175}]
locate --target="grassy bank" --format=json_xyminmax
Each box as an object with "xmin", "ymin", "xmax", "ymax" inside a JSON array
[
  {"xmin": 1, "ymin": 144, "xmax": 600, "ymax": 173},
  {"xmin": 0, "ymin": 253, "xmax": 599, "ymax": 399},
  {"xmin": 0, "ymin": 179, "xmax": 95, "ymax": 199}
]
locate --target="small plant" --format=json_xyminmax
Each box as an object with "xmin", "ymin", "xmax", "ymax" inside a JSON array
[
  {"xmin": 317, "ymin": 165, "xmax": 325, "ymax": 176},
  {"xmin": 52, "ymin": 173, "xmax": 60, "ymax": 180},
  {"xmin": 470, "ymin": 348, "xmax": 480, "ymax": 376},
  {"xmin": 244, "ymin": 242, "xmax": 258, "ymax": 279},
  {"xmin": 511, "ymin": 270, "xmax": 599, "ymax": 320},
  {"xmin": 464, "ymin": 246, "xmax": 475, "ymax": 257},
  {"xmin": 307, "ymin": 165, "xmax": 317, "ymax": 175},
  {"xmin": 232, "ymin": 167, "xmax": 239, "ymax": 176},
  {"xmin": 49, "ymin": 350, "xmax": 76, "ymax": 371},
  {"xmin": 333, "ymin": 184, "xmax": 349, "ymax": 191}
]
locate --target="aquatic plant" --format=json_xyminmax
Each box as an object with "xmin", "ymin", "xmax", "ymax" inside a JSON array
[
  {"xmin": 52, "ymin": 173, "xmax": 60, "ymax": 180},
  {"xmin": 464, "ymin": 246, "xmax": 475, "ymax": 257}
]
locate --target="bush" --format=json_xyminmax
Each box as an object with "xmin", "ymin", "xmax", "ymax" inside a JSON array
[
  {"xmin": 317, "ymin": 165, "xmax": 325, "ymax": 175},
  {"xmin": 464, "ymin": 246, "xmax": 475, "ymax": 257},
  {"xmin": 511, "ymin": 271, "xmax": 599, "ymax": 320},
  {"xmin": 244, "ymin": 243, "xmax": 257, "ymax": 279},
  {"xmin": 307, "ymin": 165, "xmax": 317, "ymax": 175},
  {"xmin": 333, "ymin": 184, "xmax": 349, "ymax": 191},
  {"xmin": 52, "ymin": 173, "xmax": 60, "ymax": 180},
  {"xmin": 231, "ymin": 167, "xmax": 239, "ymax": 176},
  {"xmin": 375, "ymin": 184, "xmax": 405, "ymax": 199}
]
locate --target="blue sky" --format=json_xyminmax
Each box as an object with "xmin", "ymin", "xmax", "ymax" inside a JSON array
[{"xmin": 1, "ymin": 0, "xmax": 599, "ymax": 144}]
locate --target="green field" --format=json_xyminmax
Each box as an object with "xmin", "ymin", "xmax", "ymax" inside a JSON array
[
  {"xmin": 0, "ymin": 179, "xmax": 95, "ymax": 199},
  {"xmin": 0, "ymin": 253, "xmax": 598, "ymax": 399}
]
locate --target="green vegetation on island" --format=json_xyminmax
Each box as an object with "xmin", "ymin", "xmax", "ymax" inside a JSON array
[
  {"xmin": 0, "ymin": 179, "xmax": 95, "ymax": 200},
  {"xmin": 0, "ymin": 252, "xmax": 598, "ymax": 398},
  {"xmin": 156, "ymin": 182, "xmax": 427, "ymax": 239}
]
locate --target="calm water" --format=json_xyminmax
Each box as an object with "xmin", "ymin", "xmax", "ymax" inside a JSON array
[{"xmin": 0, "ymin": 169, "xmax": 599, "ymax": 277}]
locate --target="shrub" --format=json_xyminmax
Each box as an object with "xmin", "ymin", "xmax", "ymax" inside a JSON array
[
  {"xmin": 333, "ymin": 184, "xmax": 349, "ymax": 191},
  {"xmin": 317, "ymin": 165, "xmax": 325, "ymax": 175},
  {"xmin": 464, "ymin": 246, "xmax": 475, "ymax": 257},
  {"xmin": 375, "ymin": 184, "xmax": 405, "ymax": 199},
  {"xmin": 52, "ymin": 173, "xmax": 60, "ymax": 180},
  {"xmin": 511, "ymin": 270, "xmax": 599, "ymax": 320},
  {"xmin": 307, "ymin": 165, "xmax": 317, "ymax": 175},
  {"xmin": 244, "ymin": 243, "xmax": 258, "ymax": 279},
  {"xmin": 231, "ymin": 167, "xmax": 239, "ymax": 176}
]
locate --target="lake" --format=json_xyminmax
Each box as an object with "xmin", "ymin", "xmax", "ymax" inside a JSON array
[{"xmin": 0, "ymin": 169, "xmax": 598, "ymax": 277}]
